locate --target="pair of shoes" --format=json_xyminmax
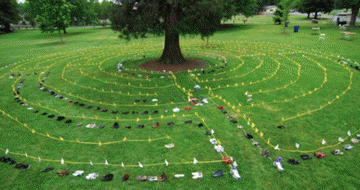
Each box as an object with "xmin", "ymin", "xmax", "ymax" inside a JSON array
[
  {"xmin": 86, "ymin": 106, "xmax": 92, "ymax": 109},
  {"xmin": 222, "ymin": 110, "xmax": 227, "ymax": 114},
  {"xmin": 112, "ymin": 111, "xmax": 118, "ymax": 114},
  {"xmin": 13, "ymin": 163, "xmax": 25, "ymax": 169},
  {"xmin": 97, "ymin": 125, "xmax": 105, "ymax": 129},
  {"xmin": 167, "ymin": 122, "xmax": 174, "ymax": 126},
  {"xmin": 152, "ymin": 122, "xmax": 160, "ymax": 128},
  {"xmin": 41, "ymin": 167, "xmax": 54, "ymax": 172},
  {"xmin": 48, "ymin": 115, "xmax": 55, "ymax": 118},
  {"xmin": 252, "ymin": 142, "xmax": 261, "ymax": 147},
  {"xmin": 122, "ymin": 174, "xmax": 129, "ymax": 181},
  {"xmin": 231, "ymin": 166, "xmax": 241, "ymax": 179},
  {"xmin": 152, "ymin": 110, "xmax": 159, "ymax": 114},
  {"xmin": 102, "ymin": 174, "xmax": 114, "ymax": 181},
  {"xmin": 184, "ymin": 107, "xmax": 191, "ymax": 111},
  {"xmin": 214, "ymin": 145, "xmax": 224, "ymax": 152},
  {"xmin": 137, "ymin": 175, "xmax": 148, "ymax": 181},
  {"xmin": 210, "ymin": 138, "xmax": 217, "ymax": 144},
  {"xmin": 77, "ymin": 123, "xmax": 82, "ymax": 126},
  {"xmin": 41, "ymin": 112, "xmax": 48, "ymax": 115},
  {"xmin": 57, "ymin": 168, "xmax": 70, "ymax": 176},
  {"xmin": 217, "ymin": 106, "xmax": 223, "ymax": 109},
  {"xmin": 57, "ymin": 116, "xmax": 65, "ymax": 121},
  {"xmin": 244, "ymin": 133, "xmax": 253, "ymax": 139},
  {"xmin": 165, "ymin": 143, "xmax": 174, "ymax": 148},
  {"xmin": 101, "ymin": 109, "xmax": 107, "ymax": 112},
  {"xmin": 212, "ymin": 170, "xmax": 223, "ymax": 178},
  {"xmin": 288, "ymin": 159, "xmax": 300, "ymax": 165},
  {"xmin": 86, "ymin": 123, "xmax": 96, "ymax": 128},
  {"xmin": 222, "ymin": 157, "xmax": 231, "ymax": 164},
  {"xmin": 198, "ymin": 123, "xmax": 203, "ymax": 127},
  {"xmin": 274, "ymin": 157, "xmax": 284, "ymax": 171},
  {"xmin": 143, "ymin": 99, "xmax": 148, "ymax": 103},
  {"xmin": 72, "ymin": 170, "xmax": 84, "ymax": 176},
  {"xmin": 204, "ymin": 131, "xmax": 211, "ymax": 135},
  {"xmin": 343, "ymin": 144, "xmax": 353, "ymax": 150},
  {"xmin": 122, "ymin": 112, "xmax": 129, "ymax": 115},
  {"xmin": 230, "ymin": 119, "xmax": 237, "ymax": 123},
  {"xmin": 85, "ymin": 173, "xmax": 99, "ymax": 180},
  {"xmin": 314, "ymin": 152, "xmax": 326, "ymax": 158},
  {"xmin": 142, "ymin": 111, "xmax": 148, "ymax": 114},
  {"xmin": 300, "ymin": 155, "xmax": 312, "ymax": 160},
  {"xmin": 79, "ymin": 103, "xmax": 85, "ymax": 107},
  {"xmin": 192, "ymin": 172, "xmax": 203, "ymax": 179},
  {"xmin": 65, "ymin": 119, "xmax": 72, "ymax": 123},
  {"xmin": 132, "ymin": 111, "xmax": 138, "ymax": 114},
  {"xmin": 124, "ymin": 126, "xmax": 131, "ymax": 129},
  {"xmin": 137, "ymin": 125, "xmax": 145, "ymax": 128},
  {"xmin": 147, "ymin": 176, "xmax": 158, "ymax": 181},
  {"xmin": 93, "ymin": 107, "xmax": 101, "ymax": 110},
  {"xmin": 331, "ymin": 149, "xmax": 344, "ymax": 155},
  {"xmin": 261, "ymin": 149, "xmax": 271, "ymax": 157},
  {"xmin": 112, "ymin": 122, "xmax": 119, "ymax": 129},
  {"xmin": 278, "ymin": 125, "xmax": 286, "ymax": 129},
  {"xmin": 351, "ymin": 138, "xmax": 359, "ymax": 144},
  {"xmin": 185, "ymin": 120, "xmax": 192, "ymax": 124},
  {"xmin": 158, "ymin": 173, "xmax": 167, "ymax": 182}
]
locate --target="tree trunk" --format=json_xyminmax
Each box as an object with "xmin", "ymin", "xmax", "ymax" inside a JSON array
[
  {"xmin": 350, "ymin": 2, "xmax": 360, "ymax": 27},
  {"xmin": 59, "ymin": 30, "xmax": 63, "ymax": 43},
  {"xmin": 4, "ymin": 23, "xmax": 12, "ymax": 33},
  {"xmin": 314, "ymin": 12, "xmax": 318, "ymax": 19},
  {"xmin": 158, "ymin": 4, "xmax": 186, "ymax": 65},
  {"xmin": 307, "ymin": 12, "xmax": 310, "ymax": 18},
  {"xmin": 63, "ymin": 28, "xmax": 67, "ymax": 34}
]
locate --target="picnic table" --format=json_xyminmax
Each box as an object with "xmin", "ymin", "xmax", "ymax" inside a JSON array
[{"xmin": 341, "ymin": 31, "xmax": 356, "ymax": 41}]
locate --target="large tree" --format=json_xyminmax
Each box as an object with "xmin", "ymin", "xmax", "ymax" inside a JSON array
[
  {"xmin": 36, "ymin": 0, "xmax": 72, "ymax": 43},
  {"xmin": 94, "ymin": 0, "xmax": 113, "ymax": 27},
  {"xmin": 276, "ymin": 0, "xmax": 300, "ymax": 33},
  {"xmin": 110, "ymin": 0, "xmax": 254, "ymax": 65},
  {"xmin": 335, "ymin": 0, "xmax": 360, "ymax": 27},
  {"xmin": 296, "ymin": 0, "xmax": 334, "ymax": 19},
  {"xmin": 0, "ymin": 0, "xmax": 20, "ymax": 33}
]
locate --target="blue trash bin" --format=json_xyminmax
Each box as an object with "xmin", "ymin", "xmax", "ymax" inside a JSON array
[{"xmin": 294, "ymin": 26, "xmax": 300, "ymax": 32}]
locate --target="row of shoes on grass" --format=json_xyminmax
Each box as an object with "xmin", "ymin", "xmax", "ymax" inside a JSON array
[
  {"xmin": 0, "ymin": 156, "xmax": 30, "ymax": 170},
  {"xmin": 217, "ymin": 106, "xmax": 237, "ymax": 123},
  {"xmin": 338, "ymin": 60, "xmax": 360, "ymax": 71},
  {"xmin": 82, "ymin": 121, "xmax": 176, "ymax": 129}
]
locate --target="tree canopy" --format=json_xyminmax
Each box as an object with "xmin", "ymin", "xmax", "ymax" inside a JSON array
[
  {"xmin": 0, "ymin": 0, "xmax": 20, "ymax": 33},
  {"xmin": 335, "ymin": 0, "xmax": 360, "ymax": 26},
  {"xmin": 36, "ymin": 0, "xmax": 72, "ymax": 42},
  {"xmin": 297, "ymin": 0, "xmax": 335, "ymax": 19}
]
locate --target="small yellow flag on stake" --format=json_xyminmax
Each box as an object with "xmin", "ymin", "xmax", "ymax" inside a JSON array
[
  {"xmin": 260, "ymin": 131, "xmax": 263, "ymax": 137},
  {"xmin": 59, "ymin": 137, "xmax": 64, "ymax": 141},
  {"xmin": 136, "ymin": 118, "xmax": 140, "ymax": 122},
  {"xmin": 123, "ymin": 137, "xmax": 127, "ymax": 141},
  {"xmin": 255, "ymin": 128, "xmax": 259, "ymax": 133},
  {"xmin": 251, "ymin": 123, "xmax": 255, "ymax": 128}
]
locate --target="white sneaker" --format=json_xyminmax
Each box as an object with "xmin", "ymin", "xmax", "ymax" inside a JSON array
[
  {"xmin": 86, "ymin": 123, "xmax": 96, "ymax": 128},
  {"xmin": 165, "ymin": 143, "xmax": 174, "ymax": 148},
  {"xmin": 210, "ymin": 138, "xmax": 217, "ymax": 144},
  {"xmin": 148, "ymin": 176, "xmax": 158, "ymax": 181},
  {"xmin": 230, "ymin": 166, "xmax": 241, "ymax": 179},
  {"xmin": 192, "ymin": 172, "xmax": 203, "ymax": 179},
  {"xmin": 174, "ymin": 174, "xmax": 184, "ymax": 178},
  {"xmin": 72, "ymin": 170, "xmax": 84, "ymax": 177},
  {"xmin": 85, "ymin": 173, "xmax": 99, "ymax": 180},
  {"xmin": 273, "ymin": 157, "xmax": 284, "ymax": 172},
  {"xmin": 173, "ymin": 107, "xmax": 180, "ymax": 112},
  {"xmin": 214, "ymin": 145, "xmax": 224, "ymax": 152}
]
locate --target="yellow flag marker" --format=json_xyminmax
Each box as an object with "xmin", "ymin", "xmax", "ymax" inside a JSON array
[
  {"xmin": 59, "ymin": 137, "xmax": 64, "ymax": 140},
  {"xmin": 123, "ymin": 137, "xmax": 127, "ymax": 141}
]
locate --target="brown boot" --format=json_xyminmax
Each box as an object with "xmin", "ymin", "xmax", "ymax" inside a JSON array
[
  {"xmin": 152, "ymin": 122, "xmax": 160, "ymax": 129},
  {"xmin": 158, "ymin": 173, "xmax": 167, "ymax": 182},
  {"xmin": 57, "ymin": 168, "xmax": 69, "ymax": 176}
]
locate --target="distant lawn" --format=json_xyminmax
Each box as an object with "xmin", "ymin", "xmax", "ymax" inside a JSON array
[{"xmin": 1, "ymin": 15, "xmax": 360, "ymax": 189}]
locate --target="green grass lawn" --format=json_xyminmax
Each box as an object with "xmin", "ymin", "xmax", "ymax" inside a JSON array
[{"xmin": 1, "ymin": 15, "xmax": 360, "ymax": 190}]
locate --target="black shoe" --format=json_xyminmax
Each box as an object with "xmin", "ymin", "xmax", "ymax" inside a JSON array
[
  {"xmin": 73, "ymin": 102, "xmax": 79, "ymax": 105},
  {"xmin": 278, "ymin": 126, "xmax": 286, "ymax": 129},
  {"xmin": 124, "ymin": 126, "xmax": 131, "ymax": 129},
  {"xmin": 143, "ymin": 99, "xmax": 148, "ymax": 103},
  {"xmin": 48, "ymin": 115, "xmax": 55, "ymax": 118},
  {"xmin": 41, "ymin": 167, "xmax": 54, "ymax": 172},
  {"xmin": 41, "ymin": 112, "xmax": 48, "ymax": 115},
  {"xmin": 142, "ymin": 111, "xmax": 148, "ymax": 114},
  {"xmin": 132, "ymin": 111, "xmax": 138, "ymax": 114},
  {"xmin": 205, "ymin": 131, "xmax": 211, "ymax": 135},
  {"xmin": 167, "ymin": 122, "xmax": 174, "ymax": 126},
  {"xmin": 137, "ymin": 125, "xmax": 145, "ymax": 128},
  {"xmin": 102, "ymin": 174, "xmax": 114, "ymax": 181},
  {"xmin": 198, "ymin": 123, "xmax": 204, "ymax": 127},
  {"xmin": 97, "ymin": 125, "xmax": 105, "ymax": 129},
  {"xmin": 93, "ymin": 107, "xmax": 101, "ymax": 110},
  {"xmin": 0, "ymin": 156, "xmax": 7, "ymax": 162},
  {"xmin": 112, "ymin": 122, "xmax": 119, "ymax": 129},
  {"xmin": 33, "ymin": 110, "xmax": 39, "ymax": 113},
  {"xmin": 152, "ymin": 110, "xmax": 158, "ymax": 114},
  {"xmin": 79, "ymin": 103, "xmax": 85, "ymax": 107},
  {"xmin": 288, "ymin": 159, "xmax": 300, "ymax": 165},
  {"xmin": 57, "ymin": 116, "xmax": 65, "ymax": 121},
  {"xmin": 222, "ymin": 110, "xmax": 227, "ymax": 114},
  {"xmin": 230, "ymin": 119, "xmax": 238, "ymax": 123},
  {"xmin": 86, "ymin": 106, "xmax": 93, "ymax": 109},
  {"xmin": 244, "ymin": 133, "xmax": 253, "ymax": 139},
  {"xmin": 65, "ymin": 119, "xmax": 72, "ymax": 123},
  {"xmin": 134, "ymin": 100, "xmax": 140, "ymax": 102},
  {"xmin": 300, "ymin": 155, "xmax": 312, "ymax": 160},
  {"xmin": 122, "ymin": 112, "xmax": 129, "ymax": 115},
  {"xmin": 23, "ymin": 164, "xmax": 30, "ymax": 170},
  {"xmin": 8, "ymin": 159, "xmax": 16, "ymax": 165},
  {"xmin": 112, "ymin": 111, "xmax": 118, "ymax": 114},
  {"xmin": 185, "ymin": 120, "xmax": 192, "ymax": 124}
]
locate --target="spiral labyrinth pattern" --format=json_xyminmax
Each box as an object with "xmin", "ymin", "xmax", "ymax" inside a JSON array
[{"xmin": 1, "ymin": 39, "xmax": 359, "ymax": 169}]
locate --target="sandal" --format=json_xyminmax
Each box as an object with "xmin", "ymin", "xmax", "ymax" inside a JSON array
[{"xmin": 136, "ymin": 175, "xmax": 148, "ymax": 181}]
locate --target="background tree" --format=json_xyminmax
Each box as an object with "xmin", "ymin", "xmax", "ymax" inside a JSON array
[
  {"xmin": 335, "ymin": 0, "xmax": 360, "ymax": 26},
  {"xmin": 110, "ymin": 0, "xmax": 253, "ymax": 65},
  {"xmin": 36, "ymin": 0, "xmax": 72, "ymax": 43},
  {"xmin": 277, "ymin": 0, "xmax": 300, "ymax": 33},
  {"xmin": 0, "ymin": 0, "xmax": 20, "ymax": 33},
  {"xmin": 94, "ymin": 0, "xmax": 113, "ymax": 27},
  {"xmin": 66, "ymin": 0, "xmax": 96, "ymax": 28},
  {"xmin": 296, "ymin": 0, "xmax": 334, "ymax": 19}
]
